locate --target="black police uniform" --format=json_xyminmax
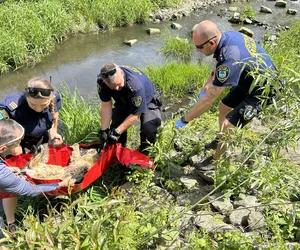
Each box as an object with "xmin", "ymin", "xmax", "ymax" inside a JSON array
[
  {"xmin": 97, "ymin": 65, "xmax": 162, "ymax": 151},
  {"xmin": 213, "ymin": 31, "xmax": 277, "ymax": 127},
  {"xmin": 0, "ymin": 91, "xmax": 62, "ymax": 151}
]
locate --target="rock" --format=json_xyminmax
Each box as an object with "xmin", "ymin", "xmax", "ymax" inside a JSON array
[
  {"xmin": 194, "ymin": 212, "xmax": 236, "ymax": 233},
  {"xmin": 280, "ymin": 141, "xmax": 300, "ymax": 165},
  {"xmin": 124, "ymin": 39, "xmax": 137, "ymax": 46},
  {"xmin": 180, "ymin": 176, "xmax": 199, "ymax": 190},
  {"xmin": 146, "ymin": 28, "xmax": 161, "ymax": 35},
  {"xmin": 275, "ymin": 0, "xmax": 287, "ymax": 8},
  {"xmin": 171, "ymin": 22, "xmax": 182, "ymax": 30},
  {"xmin": 247, "ymin": 211, "xmax": 266, "ymax": 230},
  {"xmin": 229, "ymin": 207, "xmax": 251, "ymax": 226},
  {"xmin": 233, "ymin": 195, "xmax": 260, "ymax": 211},
  {"xmin": 189, "ymin": 155, "xmax": 202, "ymax": 165},
  {"xmin": 208, "ymin": 193, "xmax": 234, "ymax": 215},
  {"xmin": 228, "ymin": 12, "xmax": 241, "ymax": 24},
  {"xmin": 176, "ymin": 186, "xmax": 214, "ymax": 206},
  {"xmin": 260, "ymin": 5, "xmax": 273, "ymax": 13},
  {"xmin": 228, "ymin": 7, "xmax": 239, "ymax": 12},
  {"xmin": 286, "ymin": 9, "xmax": 297, "ymax": 15},
  {"xmin": 239, "ymin": 27, "xmax": 254, "ymax": 37},
  {"xmin": 243, "ymin": 18, "xmax": 252, "ymax": 24}
]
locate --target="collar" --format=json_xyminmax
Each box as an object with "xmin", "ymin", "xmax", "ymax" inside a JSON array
[{"xmin": 213, "ymin": 32, "xmax": 226, "ymax": 59}]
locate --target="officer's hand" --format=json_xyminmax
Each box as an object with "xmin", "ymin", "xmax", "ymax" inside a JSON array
[
  {"xmin": 198, "ymin": 90, "xmax": 206, "ymax": 99},
  {"xmin": 49, "ymin": 132, "xmax": 63, "ymax": 148},
  {"xmin": 11, "ymin": 145, "xmax": 23, "ymax": 156},
  {"xmin": 59, "ymin": 177, "xmax": 76, "ymax": 187},
  {"xmin": 107, "ymin": 128, "xmax": 121, "ymax": 145},
  {"xmin": 175, "ymin": 117, "xmax": 189, "ymax": 129},
  {"xmin": 98, "ymin": 129, "xmax": 109, "ymax": 148}
]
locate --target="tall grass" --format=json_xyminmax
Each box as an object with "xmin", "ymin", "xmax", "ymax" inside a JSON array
[
  {"xmin": 159, "ymin": 36, "xmax": 194, "ymax": 62},
  {"xmin": 145, "ymin": 63, "xmax": 210, "ymax": 100},
  {"xmin": 59, "ymin": 84, "xmax": 101, "ymax": 145},
  {"xmin": 0, "ymin": 0, "xmax": 182, "ymax": 73}
]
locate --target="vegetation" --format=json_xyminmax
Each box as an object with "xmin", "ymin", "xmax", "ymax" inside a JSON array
[
  {"xmin": 0, "ymin": 0, "xmax": 182, "ymax": 74},
  {"xmin": 240, "ymin": 5, "xmax": 256, "ymax": 22},
  {"xmin": 159, "ymin": 36, "xmax": 194, "ymax": 62}
]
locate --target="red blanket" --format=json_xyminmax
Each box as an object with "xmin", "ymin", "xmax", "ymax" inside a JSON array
[{"xmin": 0, "ymin": 143, "xmax": 154, "ymax": 198}]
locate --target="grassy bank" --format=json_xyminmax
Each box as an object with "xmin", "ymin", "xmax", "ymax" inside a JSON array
[
  {"xmin": 1, "ymin": 19, "xmax": 300, "ymax": 250},
  {"xmin": 0, "ymin": 0, "xmax": 181, "ymax": 74}
]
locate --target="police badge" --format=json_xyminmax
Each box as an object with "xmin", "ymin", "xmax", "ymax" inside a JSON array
[
  {"xmin": 216, "ymin": 65, "xmax": 230, "ymax": 83},
  {"xmin": 131, "ymin": 96, "xmax": 142, "ymax": 107}
]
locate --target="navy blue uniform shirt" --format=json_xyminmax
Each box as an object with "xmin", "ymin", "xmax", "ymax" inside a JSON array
[
  {"xmin": 213, "ymin": 31, "xmax": 276, "ymax": 88},
  {"xmin": 97, "ymin": 66, "xmax": 155, "ymax": 115},
  {"xmin": 0, "ymin": 91, "xmax": 62, "ymax": 142}
]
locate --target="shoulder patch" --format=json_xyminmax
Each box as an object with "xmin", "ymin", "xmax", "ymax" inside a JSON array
[
  {"xmin": 216, "ymin": 65, "xmax": 230, "ymax": 83},
  {"xmin": 131, "ymin": 96, "xmax": 142, "ymax": 107},
  {"xmin": 97, "ymin": 83, "xmax": 101, "ymax": 93},
  {"xmin": 8, "ymin": 101, "xmax": 18, "ymax": 110},
  {"xmin": 0, "ymin": 109, "xmax": 9, "ymax": 120}
]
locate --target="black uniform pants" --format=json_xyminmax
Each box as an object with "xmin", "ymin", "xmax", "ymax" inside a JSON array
[{"xmin": 111, "ymin": 101, "xmax": 161, "ymax": 153}]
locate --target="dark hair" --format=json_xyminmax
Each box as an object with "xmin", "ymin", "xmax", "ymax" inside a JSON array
[{"xmin": 0, "ymin": 119, "xmax": 24, "ymax": 146}]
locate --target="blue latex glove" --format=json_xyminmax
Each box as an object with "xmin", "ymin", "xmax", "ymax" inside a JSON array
[
  {"xmin": 198, "ymin": 90, "xmax": 206, "ymax": 99},
  {"xmin": 175, "ymin": 119, "xmax": 188, "ymax": 129}
]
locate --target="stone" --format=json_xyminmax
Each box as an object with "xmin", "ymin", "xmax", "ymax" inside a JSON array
[
  {"xmin": 260, "ymin": 5, "xmax": 273, "ymax": 13},
  {"xmin": 280, "ymin": 141, "xmax": 300, "ymax": 166},
  {"xmin": 239, "ymin": 27, "xmax": 254, "ymax": 37},
  {"xmin": 195, "ymin": 170, "xmax": 215, "ymax": 184},
  {"xmin": 228, "ymin": 7, "xmax": 239, "ymax": 12},
  {"xmin": 229, "ymin": 207, "xmax": 251, "ymax": 226},
  {"xmin": 124, "ymin": 39, "xmax": 137, "ymax": 46},
  {"xmin": 247, "ymin": 211, "xmax": 266, "ymax": 230},
  {"xmin": 171, "ymin": 22, "xmax": 182, "ymax": 30},
  {"xmin": 228, "ymin": 12, "xmax": 241, "ymax": 24},
  {"xmin": 243, "ymin": 18, "xmax": 252, "ymax": 24},
  {"xmin": 286, "ymin": 9, "xmax": 297, "ymax": 15},
  {"xmin": 176, "ymin": 187, "xmax": 213, "ymax": 206},
  {"xmin": 180, "ymin": 177, "xmax": 198, "ymax": 190},
  {"xmin": 146, "ymin": 28, "xmax": 161, "ymax": 35},
  {"xmin": 194, "ymin": 212, "xmax": 235, "ymax": 233},
  {"xmin": 275, "ymin": 0, "xmax": 287, "ymax": 8},
  {"xmin": 208, "ymin": 193, "xmax": 234, "ymax": 215}
]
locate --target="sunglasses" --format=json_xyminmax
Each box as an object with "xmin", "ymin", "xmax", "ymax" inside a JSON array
[
  {"xmin": 100, "ymin": 67, "xmax": 117, "ymax": 79},
  {"xmin": 25, "ymin": 87, "xmax": 53, "ymax": 97},
  {"xmin": 195, "ymin": 36, "xmax": 217, "ymax": 49},
  {"xmin": 0, "ymin": 126, "xmax": 25, "ymax": 147}
]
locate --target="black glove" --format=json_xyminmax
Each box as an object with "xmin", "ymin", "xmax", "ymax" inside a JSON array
[
  {"xmin": 98, "ymin": 129, "xmax": 109, "ymax": 148},
  {"xmin": 107, "ymin": 128, "xmax": 121, "ymax": 145}
]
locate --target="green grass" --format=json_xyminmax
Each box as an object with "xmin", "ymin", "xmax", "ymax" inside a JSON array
[
  {"xmin": 144, "ymin": 62, "xmax": 210, "ymax": 100},
  {"xmin": 0, "ymin": 0, "xmax": 182, "ymax": 73},
  {"xmin": 159, "ymin": 36, "xmax": 194, "ymax": 62}
]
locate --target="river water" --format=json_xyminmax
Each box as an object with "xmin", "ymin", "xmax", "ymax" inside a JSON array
[{"xmin": 0, "ymin": 0, "xmax": 299, "ymax": 100}]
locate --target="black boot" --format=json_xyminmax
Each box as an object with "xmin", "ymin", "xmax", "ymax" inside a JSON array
[
  {"xmin": 204, "ymin": 138, "xmax": 219, "ymax": 151},
  {"xmin": 194, "ymin": 155, "xmax": 216, "ymax": 171}
]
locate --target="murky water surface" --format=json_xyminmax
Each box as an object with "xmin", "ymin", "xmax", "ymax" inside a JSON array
[{"xmin": 0, "ymin": 0, "xmax": 299, "ymax": 99}]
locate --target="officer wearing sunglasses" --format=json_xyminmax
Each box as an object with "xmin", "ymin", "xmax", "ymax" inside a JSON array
[
  {"xmin": 0, "ymin": 119, "xmax": 75, "ymax": 233},
  {"xmin": 97, "ymin": 62, "xmax": 162, "ymax": 154},
  {"xmin": 0, "ymin": 78, "xmax": 64, "ymax": 232},
  {"xmin": 175, "ymin": 20, "xmax": 278, "ymax": 172},
  {"xmin": 0, "ymin": 77, "xmax": 63, "ymax": 153}
]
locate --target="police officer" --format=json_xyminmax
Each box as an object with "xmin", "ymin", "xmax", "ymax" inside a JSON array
[
  {"xmin": 175, "ymin": 20, "xmax": 278, "ymax": 170},
  {"xmin": 0, "ymin": 77, "xmax": 63, "ymax": 232},
  {"xmin": 97, "ymin": 62, "xmax": 162, "ymax": 153},
  {"xmin": 0, "ymin": 119, "xmax": 75, "ymax": 233},
  {"xmin": 0, "ymin": 77, "xmax": 63, "ymax": 153}
]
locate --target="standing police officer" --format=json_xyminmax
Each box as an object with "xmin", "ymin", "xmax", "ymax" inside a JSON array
[
  {"xmin": 176, "ymin": 20, "xmax": 278, "ymax": 170},
  {"xmin": 97, "ymin": 63, "xmax": 162, "ymax": 153}
]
